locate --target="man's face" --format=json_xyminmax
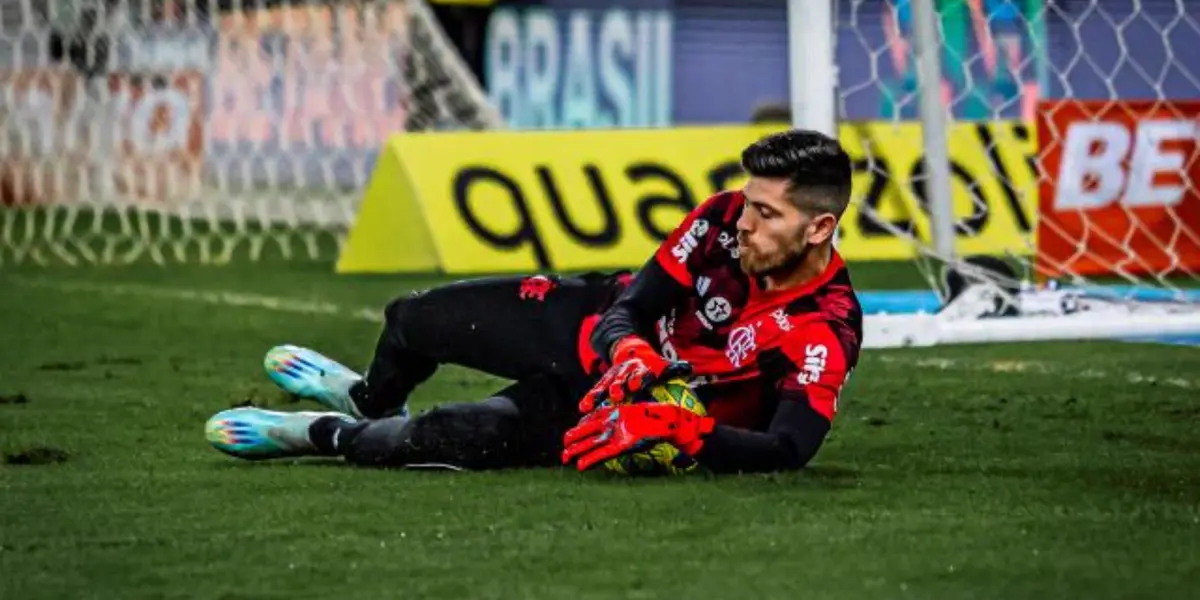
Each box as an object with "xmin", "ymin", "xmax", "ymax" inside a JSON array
[{"xmin": 736, "ymin": 176, "xmax": 831, "ymax": 277}]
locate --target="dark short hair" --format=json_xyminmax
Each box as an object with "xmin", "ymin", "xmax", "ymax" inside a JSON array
[{"xmin": 741, "ymin": 129, "xmax": 852, "ymax": 218}]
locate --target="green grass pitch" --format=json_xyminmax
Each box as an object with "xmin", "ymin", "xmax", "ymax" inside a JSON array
[{"xmin": 1, "ymin": 259, "xmax": 1198, "ymax": 599}]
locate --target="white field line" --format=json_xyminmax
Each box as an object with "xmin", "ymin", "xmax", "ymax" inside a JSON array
[
  {"xmin": 6, "ymin": 276, "xmax": 382, "ymax": 324},
  {"xmin": 876, "ymin": 354, "xmax": 1196, "ymax": 389}
]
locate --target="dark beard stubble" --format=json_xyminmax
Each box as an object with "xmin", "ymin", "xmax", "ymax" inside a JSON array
[{"xmin": 739, "ymin": 237, "xmax": 809, "ymax": 279}]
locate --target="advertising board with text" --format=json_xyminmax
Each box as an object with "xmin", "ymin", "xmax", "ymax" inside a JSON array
[
  {"xmin": 0, "ymin": 68, "xmax": 204, "ymax": 206},
  {"xmin": 0, "ymin": 2, "xmax": 410, "ymax": 208},
  {"xmin": 338, "ymin": 125, "xmax": 773, "ymax": 274},
  {"xmin": 337, "ymin": 121, "xmax": 1039, "ymax": 274},
  {"xmin": 1036, "ymin": 99, "xmax": 1200, "ymax": 278},
  {"xmin": 484, "ymin": 3, "xmax": 673, "ymax": 129}
]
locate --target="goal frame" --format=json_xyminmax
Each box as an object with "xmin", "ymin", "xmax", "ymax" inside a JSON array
[{"xmin": 788, "ymin": 0, "xmax": 1200, "ymax": 348}]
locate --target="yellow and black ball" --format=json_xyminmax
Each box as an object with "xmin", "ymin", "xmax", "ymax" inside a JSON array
[{"xmin": 601, "ymin": 377, "xmax": 707, "ymax": 476}]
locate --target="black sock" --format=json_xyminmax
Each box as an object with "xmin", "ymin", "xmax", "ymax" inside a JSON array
[
  {"xmin": 350, "ymin": 378, "xmax": 415, "ymax": 420},
  {"xmin": 308, "ymin": 416, "xmax": 367, "ymax": 456},
  {"xmin": 348, "ymin": 380, "xmax": 369, "ymax": 409}
]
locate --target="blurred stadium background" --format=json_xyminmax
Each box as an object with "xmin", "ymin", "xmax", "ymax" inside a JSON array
[{"xmin": 1, "ymin": 1, "xmax": 1198, "ymax": 598}]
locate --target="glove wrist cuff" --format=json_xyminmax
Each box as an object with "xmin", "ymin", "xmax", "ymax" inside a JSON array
[
  {"xmin": 679, "ymin": 416, "xmax": 715, "ymax": 456},
  {"xmin": 611, "ymin": 336, "xmax": 654, "ymax": 362}
]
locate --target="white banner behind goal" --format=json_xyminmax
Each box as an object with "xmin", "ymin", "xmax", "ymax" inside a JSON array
[{"xmin": 0, "ymin": 0, "xmax": 500, "ymax": 265}]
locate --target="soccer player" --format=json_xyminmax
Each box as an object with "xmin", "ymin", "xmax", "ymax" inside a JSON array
[{"xmin": 205, "ymin": 129, "xmax": 863, "ymax": 474}]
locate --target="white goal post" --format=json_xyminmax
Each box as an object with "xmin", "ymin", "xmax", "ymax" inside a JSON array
[{"xmin": 790, "ymin": 0, "xmax": 1200, "ymax": 348}]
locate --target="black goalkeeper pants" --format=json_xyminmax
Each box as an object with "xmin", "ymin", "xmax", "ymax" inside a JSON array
[{"xmin": 336, "ymin": 273, "xmax": 623, "ymax": 469}]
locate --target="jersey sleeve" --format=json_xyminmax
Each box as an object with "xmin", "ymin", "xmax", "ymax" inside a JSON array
[
  {"xmin": 775, "ymin": 320, "xmax": 851, "ymax": 422},
  {"xmin": 692, "ymin": 320, "xmax": 852, "ymax": 473},
  {"xmin": 652, "ymin": 193, "xmax": 733, "ymax": 287},
  {"xmin": 588, "ymin": 258, "xmax": 688, "ymax": 367}
]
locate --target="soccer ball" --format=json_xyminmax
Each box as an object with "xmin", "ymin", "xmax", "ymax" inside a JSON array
[{"xmin": 601, "ymin": 377, "xmax": 707, "ymax": 476}]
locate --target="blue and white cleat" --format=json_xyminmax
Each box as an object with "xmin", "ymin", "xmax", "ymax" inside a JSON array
[
  {"xmin": 264, "ymin": 345, "xmax": 365, "ymax": 418},
  {"xmin": 205, "ymin": 407, "xmax": 355, "ymax": 460}
]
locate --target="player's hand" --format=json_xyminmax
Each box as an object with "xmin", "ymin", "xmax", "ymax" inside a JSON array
[
  {"xmin": 578, "ymin": 336, "xmax": 691, "ymax": 412},
  {"xmin": 561, "ymin": 402, "xmax": 715, "ymax": 472}
]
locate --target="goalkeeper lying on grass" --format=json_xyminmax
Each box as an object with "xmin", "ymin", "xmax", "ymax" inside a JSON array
[{"xmin": 205, "ymin": 129, "xmax": 863, "ymax": 474}]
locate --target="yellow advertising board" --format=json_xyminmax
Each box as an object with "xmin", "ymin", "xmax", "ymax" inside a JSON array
[
  {"xmin": 336, "ymin": 122, "xmax": 1038, "ymax": 274},
  {"xmin": 837, "ymin": 121, "xmax": 1037, "ymax": 261}
]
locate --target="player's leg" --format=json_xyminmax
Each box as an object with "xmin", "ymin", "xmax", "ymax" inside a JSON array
[
  {"xmin": 354, "ymin": 274, "xmax": 617, "ymax": 419},
  {"xmin": 269, "ymin": 274, "xmax": 618, "ymax": 419},
  {"xmin": 205, "ymin": 407, "xmax": 356, "ymax": 461},
  {"xmin": 334, "ymin": 375, "xmax": 582, "ymax": 470},
  {"xmin": 264, "ymin": 345, "xmax": 368, "ymax": 418},
  {"xmin": 208, "ymin": 376, "xmax": 582, "ymax": 469}
]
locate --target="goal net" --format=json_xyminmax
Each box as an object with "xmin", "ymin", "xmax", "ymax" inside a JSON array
[
  {"xmin": 0, "ymin": 0, "xmax": 501, "ymax": 265},
  {"xmin": 831, "ymin": 0, "xmax": 1200, "ymax": 346}
]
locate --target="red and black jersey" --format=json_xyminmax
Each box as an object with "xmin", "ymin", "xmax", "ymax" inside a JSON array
[
  {"xmin": 581, "ymin": 191, "xmax": 864, "ymax": 473},
  {"xmin": 651, "ymin": 190, "xmax": 862, "ymax": 428}
]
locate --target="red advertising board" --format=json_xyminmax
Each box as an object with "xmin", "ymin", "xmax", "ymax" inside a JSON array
[
  {"xmin": 0, "ymin": 1, "xmax": 410, "ymax": 206},
  {"xmin": 0, "ymin": 68, "xmax": 204, "ymax": 206},
  {"xmin": 1036, "ymin": 100, "xmax": 1200, "ymax": 278}
]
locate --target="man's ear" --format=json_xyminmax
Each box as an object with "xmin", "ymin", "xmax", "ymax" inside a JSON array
[{"xmin": 807, "ymin": 214, "xmax": 838, "ymax": 245}]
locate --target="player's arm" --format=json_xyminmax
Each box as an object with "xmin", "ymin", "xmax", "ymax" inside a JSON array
[
  {"xmin": 590, "ymin": 194, "xmax": 725, "ymax": 361},
  {"xmin": 589, "ymin": 258, "xmax": 686, "ymax": 362},
  {"xmin": 563, "ymin": 321, "xmax": 852, "ymax": 473},
  {"xmin": 694, "ymin": 323, "xmax": 849, "ymax": 473},
  {"xmin": 694, "ymin": 399, "xmax": 833, "ymax": 474},
  {"xmin": 580, "ymin": 195, "xmax": 729, "ymax": 409}
]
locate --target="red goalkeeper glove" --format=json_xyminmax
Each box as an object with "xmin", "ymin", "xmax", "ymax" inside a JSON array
[
  {"xmin": 578, "ymin": 336, "xmax": 691, "ymax": 412},
  {"xmin": 561, "ymin": 402, "xmax": 715, "ymax": 472}
]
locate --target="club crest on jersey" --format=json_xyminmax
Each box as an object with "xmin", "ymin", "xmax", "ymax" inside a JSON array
[
  {"xmin": 797, "ymin": 344, "xmax": 828, "ymax": 385},
  {"xmin": 671, "ymin": 219, "xmax": 709, "ymax": 263},
  {"xmin": 725, "ymin": 324, "xmax": 757, "ymax": 368},
  {"xmin": 517, "ymin": 275, "xmax": 556, "ymax": 301}
]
